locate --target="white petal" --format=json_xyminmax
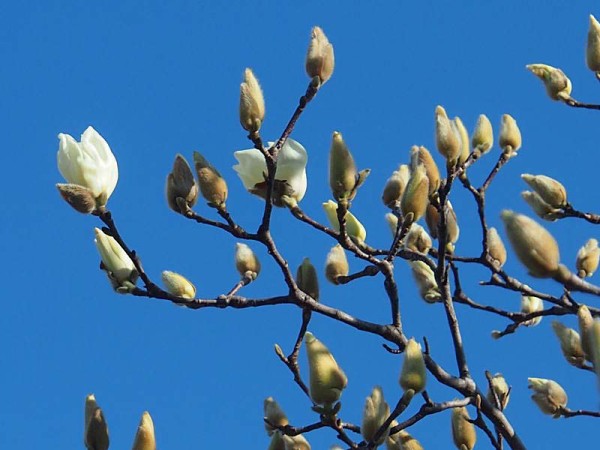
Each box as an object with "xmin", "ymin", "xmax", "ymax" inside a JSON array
[
  {"xmin": 57, "ymin": 133, "xmax": 85, "ymax": 185},
  {"xmin": 233, "ymin": 149, "xmax": 268, "ymax": 190}
]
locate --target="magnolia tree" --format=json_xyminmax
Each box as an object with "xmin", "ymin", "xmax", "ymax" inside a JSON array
[{"xmin": 56, "ymin": 20, "xmax": 600, "ymax": 450}]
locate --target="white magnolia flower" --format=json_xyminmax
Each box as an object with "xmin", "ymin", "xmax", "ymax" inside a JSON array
[
  {"xmin": 233, "ymin": 138, "xmax": 307, "ymax": 204},
  {"xmin": 94, "ymin": 228, "xmax": 138, "ymax": 292},
  {"xmin": 57, "ymin": 126, "xmax": 118, "ymax": 207}
]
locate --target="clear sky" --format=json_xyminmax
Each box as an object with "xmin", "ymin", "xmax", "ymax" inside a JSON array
[{"xmin": 2, "ymin": 1, "xmax": 600, "ymax": 449}]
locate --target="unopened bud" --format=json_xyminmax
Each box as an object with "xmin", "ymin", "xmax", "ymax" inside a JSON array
[
  {"xmin": 385, "ymin": 213, "xmax": 399, "ymax": 238},
  {"xmin": 329, "ymin": 131, "xmax": 358, "ymax": 202},
  {"xmin": 282, "ymin": 433, "xmax": 312, "ymax": 450},
  {"xmin": 471, "ymin": 114, "xmax": 494, "ymax": 155},
  {"xmin": 486, "ymin": 373, "xmax": 510, "ymax": 410},
  {"xmin": 264, "ymin": 397, "xmax": 289, "ymax": 436},
  {"xmin": 304, "ymin": 331, "xmax": 348, "ymax": 407},
  {"xmin": 322, "ymin": 200, "xmax": 367, "ymax": 243},
  {"xmin": 526, "ymin": 64, "xmax": 572, "ymax": 101},
  {"xmin": 521, "ymin": 191, "xmax": 561, "ymax": 221},
  {"xmin": 268, "ymin": 432, "xmax": 286, "ymax": 450},
  {"xmin": 399, "ymin": 338, "xmax": 427, "ymax": 393},
  {"xmin": 239, "ymin": 68, "xmax": 265, "ymax": 133},
  {"xmin": 193, "ymin": 152, "xmax": 228, "ymax": 209},
  {"xmin": 401, "ymin": 165, "xmax": 429, "ymax": 224},
  {"xmin": 587, "ymin": 15, "xmax": 600, "ymax": 73},
  {"xmin": 500, "ymin": 210, "xmax": 560, "ymax": 278},
  {"xmin": 161, "ymin": 270, "xmax": 196, "ymax": 299},
  {"xmin": 576, "ymin": 238, "xmax": 600, "ymax": 278},
  {"xmin": 409, "ymin": 260, "xmax": 441, "ymax": 303},
  {"xmin": 551, "ymin": 321, "xmax": 585, "ymax": 368},
  {"xmin": 487, "ymin": 227, "xmax": 507, "ymax": 267},
  {"xmin": 296, "ymin": 258, "xmax": 319, "ymax": 301},
  {"xmin": 410, "ymin": 146, "xmax": 440, "ymax": 195},
  {"xmin": 521, "ymin": 174, "xmax": 567, "ymax": 208},
  {"xmin": 527, "ymin": 378, "xmax": 567, "ymax": 417},
  {"xmin": 235, "ymin": 243, "xmax": 261, "ymax": 280},
  {"xmin": 578, "ymin": 305, "xmax": 594, "ymax": 361},
  {"xmin": 56, "ymin": 183, "xmax": 97, "ymax": 214},
  {"xmin": 590, "ymin": 320, "xmax": 600, "ymax": 383},
  {"xmin": 94, "ymin": 228, "xmax": 138, "ymax": 293},
  {"xmin": 166, "ymin": 154, "xmax": 198, "ymax": 214},
  {"xmin": 387, "ymin": 425, "xmax": 424, "ymax": 450},
  {"xmin": 453, "ymin": 117, "xmax": 470, "ymax": 165},
  {"xmin": 84, "ymin": 394, "xmax": 109, "ymax": 450},
  {"xmin": 404, "ymin": 223, "xmax": 432, "ymax": 254},
  {"xmin": 131, "ymin": 411, "xmax": 156, "ymax": 450},
  {"xmin": 382, "ymin": 165, "xmax": 410, "ymax": 208},
  {"xmin": 306, "ymin": 26, "xmax": 334, "ymax": 85},
  {"xmin": 361, "ymin": 386, "xmax": 390, "ymax": 445},
  {"xmin": 425, "ymin": 201, "xmax": 459, "ymax": 247},
  {"xmin": 521, "ymin": 294, "xmax": 544, "ymax": 327},
  {"xmin": 435, "ymin": 106, "xmax": 461, "ymax": 164},
  {"xmin": 325, "ymin": 244, "xmax": 349, "ymax": 285},
  {"xmin": 451, "ymin": 407, "xmax": 476, "ymax": 450},
  {"xmin": 498, "ymin": 114, "xmax": 521, "ymax": 154}
]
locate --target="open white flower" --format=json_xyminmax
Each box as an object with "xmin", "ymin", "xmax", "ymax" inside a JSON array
[
  {"xmin": 233, "ymin": 138, "xmax": 307, "ymax": 205},
  {"xmin": 57, "ymin": 126, "xmax": 119, "ymax": 207}
]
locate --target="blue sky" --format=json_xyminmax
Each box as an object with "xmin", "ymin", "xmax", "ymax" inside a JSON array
[{"xmin": 2, "ymin": 1, "xmax": 600, "ymax": 448}]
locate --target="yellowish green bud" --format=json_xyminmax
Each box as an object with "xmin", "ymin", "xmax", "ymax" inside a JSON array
[
  {"xmin": 578, "ymin": 305, "xmax": 594, "ymax": 361},
  {"xmin": 131, "ymin": 411, "xmax": 156, "ymax": 450},
  {"xmin": 551, "ymin": 321, "xmax": 586, "ymax": 368},
  {"xmin": 361, "ymin": 386, "xmax": 390, "ymax": 445},
  {"xmin": 521, "ymin": 293, "xmax": 544, "ymax": 327},
  {"xmin": 587, "ymin": 15, "xmax": 600, "ymax": 73},
  {"xmin": 434, "ymin": 105, "xmax": 461, "ymax": 164},
  {"xmin": 283, "ymin": 433, "xmax": 312, "ymax": 450},
  {"xmin": 527, "ymin": 378, "xmax": 567, "ymax": 417},
  {"xmin": 404, "ymin": 223, "xmax": 432, "ymax": 254},
  {"xmin": 166, "ymin": 154, "xmax": 198, "ymax": 214},
  {"xmin": 325, "ymin": 244, "xmax": 349, "ymax": 285},
  {"xmin": 500, "ymin": 210, "xmax": 560, "ymax": 278},
  {"xmin": 84, "ymin": 394, "xmax": 109, "ymax": 450},
  {"xmin": 451, "ymin": 407, "xmax": 476, "ymax": 450},
  {"xmin": 453, "ymin": 117, "xmax": 470, "ymax": 165},
  {"xmin": 94, "ymin": 228, "xmax": 138, "ymax": 293},
  {"xmin": 576, "ymin": 238, "xmax": 600, "ymax": 278},
  {"xmin": 264, "ymin": 397, "xmax": 289, "ymax": 436},
  {"xmin": 411, "ymin": 145, "xmax": 440, "ymax": 195},
  {"xmin": 521, "ymin": 174, "xmax": 567, "ymax": 208},
  {"xmin": 521, "ymin": 191, "xmax": 561, "ymax": 222},
  {"xmin": 487, "ymin": 227, "xmax": 507, "ymax": 268},
  {"xmin": 235, "ymin": 243, "xmax": 261, "ymax": 280},
  {"xmin": 486, "ymin": 373, "xmax": 510, "ymax": 410},
  {"xmin": 409, "ymin": 260, "xmax": 441, "ymax": 303},
  {"xmin": 382, "ymin": 165, "xmax": 410, "ymax": 208},
  {"xmin": 161, "ymin": 270, "xmax": 196, "ymax": 299},
  {"xmin": 296, "ymin": 258, "xmax": 319, "ymax": 301},
  {"xmin": 56, "ymin": 183, "xmax": 97, "ymax": 214},
  {"xmin": 239, "ymin": 68, "xmax": 265, "ymax": 133},
  {"xmin": 526, "ymin": 64, "xmax": 572, "ymax": 101},
  {"xmin": 399, "ymin": 338, "xmax": 427, "ymax": 393},
  {"xmin": 329, "ymin": 131, "xmax": 358, "ymax": 202},
  {"xmin": 322, "ymin": 200, "xmax": 367, "ymax": 243},
  {"xmin": 471, "ymin": 114, "xmax": 494, "ymax": 155},
  {"xmin": 306, "ymin": 26, "xmax": 334, "ymax": 85},
  {"xmin": 401, "ymin": 165, "xmax": 429, "ymax": 224},
  {"xmin": 193, "ymin": 152, "xmax": 228, "ymax": 209},
  {"xmin": 385, "ymin": 213, "xmax": 399, "ymax": 238},
  {"xmin": 386, "ymin": 424, "xmax": 424, "ymax": 450},
  {"xmin": 304, "ymin": 331, "xmax": 348, "ymax": 407},
  {"xmin": 498, "ymin": 114, "xmax": 522, "ymax": 154}
]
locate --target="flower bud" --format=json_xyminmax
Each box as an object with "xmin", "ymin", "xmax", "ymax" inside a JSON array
[
  {"xmin": 500, "ymin": 210, "xmax": 560, "ymax": 278},
  {"xmin": 453, "ymin": 117, "xmax": 470, "ymax": 165},
  {"xmin": 435, "ymin": 106, "xmax": 461, "ymax": 164},
  {"xmin": 521, "ymin": 294, "xmax": 544, "ymax": 326},
  {"xmin": 587, "ymin": 15, "xmax": 600, "ymax": 73},
  {"xmin": 306, "ymin": 26, "xmax": 334, "ymax": 85},
  {"xmin": 487, "ymin": 227, "xmax": 507, "ymax": 267},
  {"xmin": 166, "ymin": 154, "xmax": 198, "ymax": 214},
  {"xmin": 264, "ymin": 397, "xmax": 289, "ymax": 436},
  {"xmin": 526, "ymin": 64, "xmax": 572, "ymax": 101},
  {"xmin": 498, "ymin": 114, "xmax": 521, "ymax": 154},
  {"xmin": 471, "ymin": 114, "xmax": 494, "ymax": 155},
  {"xmin": 578, "ymin": 305, "xmax": 594, "ymax": 361},
  {"xmin": 401, "ymin": 165, "xmax": 429, "ymax": 224},
  {"xmin": 296, "ymin": 258, "xmax": 319, "ymax": 301},
  {"xmin": 576, "ymin": 238, "xmax": 600, "ymax": 278},
  {"xmin": 404, "ymin": 223, "xmax": 432, "ymax": 254},
  {"xmin": 161, "ymin": 270, "xmax": 196, "ymax": 299},
  {"xmin": 322, "ymin": 200, "xmax": 367, "ymax": 243},
  {"xmin": 239, "ymin": 68, "xmax": 265, "ymax": 133},
  {"xmin": 304, "ymin": 331, "xmax": 348, "ymax": 407},
  {"xmin": 56, "ymin": 183, "xmax": 97, "ymax": 214},
  {"xmin": 486, "ymin": 373, "xmax": 510, "ymax": 409},
  {"xmin": 329, "ymin": 131, "xmax": 358, "ymax": 202},
  {"xmin": 282, "ymin": 433, "xmax": 311, "ymax": 450},
  {"xmin": 234, "ymin": 243, "xmax": 261, "ymax": 280},
  {"xmin": 521, "ymin": 174, "xmax": 567, "ymax": 208},
  {"xmin": 409, "ymin": 261, "xmax": 441, "ymax": 303},
  {"xmin": 131, "ymin": 411, "xmax": 156, "ymax": 450},
  {"xmin": 325, "ymin": 244, "xmax": 349, "ymax": 285},
  {"xmin": 590, "ymin": 320, "xmax": 600, "ymax": 381},
  {"xmin": 451, "ymin": 407, "xmax": 476, "ymax": 450},
  {"xmin": 361, "ymin": 386, "xmax": 390, "ymax": 445},
  {"xmin": 94, "ymin": 228, "xmax": 138, "ymax": 293},
  {"xmin": 386, "ymin": 424, "xmax": 424, "ymax": 450},
  {"xmin": 382, "ymin": 165, "xmax": 411, "ymax": 208},
  {"xmin": 521, "ymin": 191, "xmax": 561, "ymax": 221},
  {"xmin": 399, "ymin": 338, "xmax": 427, "ymax": 393},
  {"xmin": 527, "ymin": 378, "xmax": 567, "ymax": 417},
  {"xmin": 385, "ymin": 213, "xmax": 399, "ymax": 238},
  {"xmin": 551, "ymin": 321, "xmax": 585, "ymax": 368},
  {"xmin": 84, "ymin": 394, "xmax": 109, "ymax": 450},
  {"xmin": 425, "ymin": 201, "xmax": 459, "ymax": 247},
  {"xmin": 193, "ymin": 152, "xmax": 228, "ymax": 209},
  {"xmin": 268, "ymin": 432, "xmax": 286, "ymax": 450},
  {"xmin": 410, "ymin": 146, "xmax": 440, "ymax": 196}
]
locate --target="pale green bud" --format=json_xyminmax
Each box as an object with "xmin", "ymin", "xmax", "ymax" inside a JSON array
[
  {"xmin": 166, "ymin": 154, "xmax": 198, "ymax": 214},
  {"xmin": 94, "ymin": 228, "xmax": 138, "ymax": 293},
  {"xmin": 587, "ymin": 15, "xmax": 600, "ymax": 73},
  {"xmin": 131, "ymin": 411, "xmax": 156, "ymax": 450},
  {"xmin": 521, "ymin": 294, "xmax": 544, "ymax": 327},
  {"xmin": 283, "ymin": 433, "xmax": 312, "ymax": 450},
  {"xmin": 471, "ymin": 114, "xmax": 494, "ymax": 154},
  {"xmin": 296, "ymin": 258, "xmax": 319, "ymax": 301},
  {"xmin": 453, "ymin": 117, "xmax": 470, "ymax": 165},
  {"xmin": 576, "ymin": 238, "xmax": 600, "ymax": 278},
  {"xmin": 306, "ymin": 26, "xmax": 334, "ymax": 85},
  {"xmin": 521, "ymin": 174, "xmax": 567, "ymax": 208},
  {"xmin": 409, "ymin": 261, "xmax": 441, "ymax": 303},
  {"xmin": 521, "ymin": 191, "xmax": 561, "ymax": 222},
  {"xmin": 578, "ymin": 305, "xmax": 594, "ymax": 361},
  {"xmin": 435, "ymin": 106, "xmax": 461, "ymax": 164},
  {"xmin": 56, "ymin": 183, "xmax": 97, "ymax": 214},
  {"xmin": 161, "ymin": 271, "xmax": 196, "ymax": 299},
  {"xmin": 382, "ymin": 165, "xmax": 411, "ymax": 208},
  {"xmin": 551, "ymin": 321, "xmax": 586, "ymax": 368},
  {"xmin": 401, "ymin": 165, "xmax": 429, "ymax": 224},
  {"xmin": 235, "ymin": 243, "xmax": 261, "ymax": 280},
  {"xmin": 526, "ymin": 64, "xmax": 572, "ymax": 101},
  {"xmin": 486, "ymin": 373, "xmax": 510, "ymax": 409},
  {"xmin": 399, "ymin": 338, "xmax": 427, "ymax": 393},
  {"xmin": 386, "ymin": 424, "xmax": 424, "ymax": 450},
  {"xmin": 361, "ymin": 386, "xmax": 391, "ymax": 445},
  {"xmin": 500, "ymin": 210, "xmax": 560, "ymax": 278},
  {"xmin": 264, "ymin": 397, "xmax": 289, "ymax": 436},
  {"xmin": 385, "ymin": 213, "xmax": 399, "ymax": 238},
  {"xmin": 411, "ymin": 145, "xmax": 440, "ymax": 195},
  {"xmin": 304, "ymin": 332, "xmax": 348, "ymax": 407},
  {"xmin": 404, "ymin": 223, "xmax": 432, "ymax": 254},
  {"xmin": 329, "ymin": 131, "xmax": 358, "ymax": 202},
  {"xmin": 239, "ymin": 68, "xmax": 265, "ymax": 133},
  {"xmin": 498, "ymin": 114, "xmax": 522, "ymax": 153},
  {"xmin": 527, "ymin": 378, "xmax": 567, "ymax": 417},
  {"xmin": 322, "ymin": 200, "xmax": 367, "ymax": 243},
  {"xmin": 451, "ymin": 407, "xmax": 476, "ymax": 450},
  {"xmin": 84, "ymin": 394, "xmax": 109, "ymax": 450},
  {"xmin": 325, "ymin": 244, "xmax": 349, "ymax": 285},
  {"xmin": 487, "ymin": 227, "xmax": 507, "ymax": 268},
  {"xmin": 193, "ymin": 152, "xmax": 228, "ymax": 209}
]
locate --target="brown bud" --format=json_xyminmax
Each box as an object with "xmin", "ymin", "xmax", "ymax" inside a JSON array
[
  {"xmin": 235, "ymin": 243, "xmax": 261, "ymax": 280},
  {"xmin": 306, "ymin": 26, "xmax": 334, "ymax": 85},
  {"xmin": 239, "ymin": 68, "xmax": 265, "ymax": 133},
  {"xmin": 166, "ymin": 154, "xmax": 198, "ymax": 214},
  {"xmin": 56, "ymin": 183, "xmax": 97, "ymax": 214},
  {"xmin": 401, "ymin": 164, "xmax": 429, "ymax": 224},
  {"xmin": 193, "ymin": 152, "xmax": 228, "ymax": 209},
  {"xmin": 411, "ymin": 145, "xmax": 440, "ymax": 196},
  {"xmin": 382, "ymin": 165, "xmax": 410, "ymax": 208},
  {"xmin": 425, "ymin": 201, "xmax": 459, "ymax": 247},
  {"xmin": 387, "ymin": 425, "xmax": 424, "ymax": 450},
  {"xmin": 487, "ymin": 227, "xmax": 507, "ymax": 268},
  {"xmin": 325, "ymin": 244, "xmax": 349, "ymax": 285},
  {"xmin": 131, "ymin": 411, "xmax": 156, "ymax": 450},
  {"xmin": 264, "ymin": 397, "xmax": 289, "ymax": 436},
  {"xmin": 84, "ymin": 395, "xmax": 109, "ymax": 450},
  {"xmin": 451, "ymin": 407, "xmax": 476, "ymax": 450}
]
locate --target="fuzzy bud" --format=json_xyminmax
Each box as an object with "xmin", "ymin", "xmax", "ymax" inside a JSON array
[
  {"xmin": 435, "ymin": 106, "xmax": 461, "ymax": 164},
  {"xmin": 590, "ymin": 320, "xmax": 600, "ymax": 383},
  {"xmin": 498, "ymin": 114, "xmax": 522, "ymax": 154},
  {"xmin": 453, "ymin": 117, "xmax": 470, "ymax": 165},
  {"xmin": 425, "ymin": 201, "xmax": 459, "ymax": 248},
  {"xmin": 487, "ymin": 227, "xmax": 507, "ymax": 268},
  {"xmin": 282, "ymin": 433, "xmax": 311, "ymax": 450},
  {"xmin": 296, "ymin": 258, "xmax": 319, "ymax": 301},
  {"xmin": 521, "ymin": 191, "xmax": 561, "ymax": 221},
  {"xmin": 322, "ymin": 200, "xmax": 367, "ymax": 243},
  {"xmin": 472, "ymin": 114, "xmax": 494, "ymax": 155},
  {"xmin": 500, "ymin": 210, "xmax": 560, "ymax": 278},
  {"xmin": 161, "ymin": 270, "xmax": 196, "ymax": 299},
  {"xmin": 409, "ymin": 260, "xmax": 441, "ymax": 303},
  {"xmin": 382, "ymin": 165, "xmax": 411, "ymax": 208},
  {"xmin": 587, "ymin": 15, "xmax": 600, "ymax": 73},
  {"xmin": 94, "ymin": 228, "xmax": 138, "ymax": 293},
  {"xmin": 306, "ymin": 26, "xmax": 334, "ymax": 85},
  {"xmin": 386, "ymin": 425, "xmax": 424, "ymax": 450},
  {"xmin": 56, "ymin": 183, "xmax": 97, "ymax": 214},
  {"xmin": 239, "ymin": 68, "xmax": 265, "ymax": 133},
  {"xmin": 84, "ymin": 394, "xmax": 109, "ymax": 450},
  {"xmin": 410, "ymin": 145, "xmax": 440, "ymax": 195},
  {"xmin": 404, "ymin": 223, "xmax": 432, "ymax": 254},
  {"xmin": 401, "ymin": 165, "xmax": 429, "ymax": 224},
  {"xmin": 264, "ymin": 397, "xmax": 289, "ymax": 436},
  {"xmin": 235, "ymin": 243, "xmax": 261, "ymax": 280},
  {"xmin": 521, "ymin": 174, "xmax": 567, "ymax": 208},
  {"xmin": 521, "ymin": 294, "xmax": 544, "ymax": 327},
  {"xmin": 576, "ymin": 238, "xmax": 600, "ymax": 278},
  {"xmin": 527, "ymin": 378, "xmax": 567, "ymax": 417},
  {"xmin": 361, "ymin": 386, "xmax": 390, "ymax": 445},
  {"xmin": 268, "ymin": 432, "xmax": 286, "ymax": 450},
  {"xmin": 131, "ymin": 411, "xmax": 156, "ymax": 450},
  {"xmin": 578, "ymin": 305, "xmax": 594, "ymax": 361},
  {"xmin": 551, "ymin": 321, "xmax": 586, "ymax": 368},
  {"xmin": 304, "ymin": 331, "xmax": 348, "ymax": 407},
  {"xmin": 166, "ymin": 154, "xmax": 198, "ymax": 214},
  {"xmin": 451, "ymin": 407, "xmax": 476, "ymax": 450},
  {"xmin": 399, "ymin": 339, "xmax": 427, "ymax": 393},
  {"xmin": 193, "ymin": 152, "xmax": 228, "ymax": 209},
  {"xmin": 385, "ymin": 213, "xmax": 399, "ymax": 238},
  {"xmin": 486, "ymin": 373, "xmax": 510, "ymax": 409},
  {"xmin": 329, "ymin": 131, "xmax": 358, "ymax": 202},
  {"xmin": 325, "ymin": 244, "xmax": 349, "ymax": 285},
  {"xmin": 526, "ymin": 64, "xmax": 572, "ymax": 101}
]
